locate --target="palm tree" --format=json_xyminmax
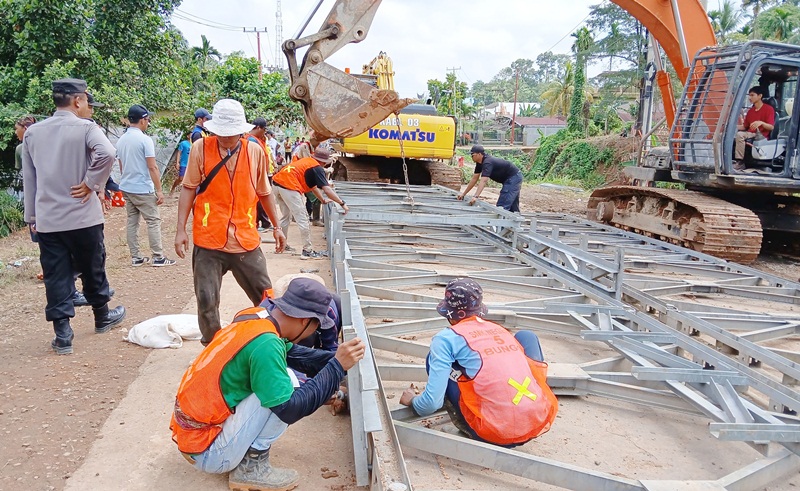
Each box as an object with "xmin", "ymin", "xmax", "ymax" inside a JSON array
[
  {"xmin": 743, "ymin": 0, "xmax": 764, "ymax": 38},
  {"xmin": 192, "ymin": 35, "xmax": 221, "ymax": 71},
  {"xmin": 709, "ymin": 0, "xmax": 744, "ymax": 43},
  {"xmin": 756, "ymin": 5, "xmax": 800, "ymax": 41},
  {"xmin": 540, "ymin": 61, "xmax": 575, "ymax": 117}
]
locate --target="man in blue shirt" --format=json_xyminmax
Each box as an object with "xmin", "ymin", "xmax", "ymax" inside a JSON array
[
  {"xmin": 118, "ymin": 104, "xmax": 175, "ymax": 267},
  {"xmin": 399, "ymin": 278, "xmax": 557, "ymax": 446},
  {"xmin": 457, "ymin": 145, "xmax": 524, "ymax": 213},
  {"xmin": 170, "ymin": 135, "xmax": 192, "ymax": 196}
]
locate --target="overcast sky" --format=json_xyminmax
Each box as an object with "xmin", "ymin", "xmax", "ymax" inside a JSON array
[{"xmin": 171, "ymin": 0, "xmax": 599, "ymax": 97}]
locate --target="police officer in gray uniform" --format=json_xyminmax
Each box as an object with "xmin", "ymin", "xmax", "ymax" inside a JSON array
[{"xmin": 21, "ymin": 78, "xmax": 126, "ymax": 354}]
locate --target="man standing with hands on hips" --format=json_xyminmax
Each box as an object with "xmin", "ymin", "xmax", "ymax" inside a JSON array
[
  {"xmin": 458, "ymin": 144, "xmax": 523, "ymax": 213},
  {"xmin": 21, "ymin": 78, "xmax": 126, "ymax": 354}
]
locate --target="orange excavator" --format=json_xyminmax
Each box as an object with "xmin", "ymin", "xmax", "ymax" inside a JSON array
[{"xmin": 283, "ymin": 0, "xmax": 800, "ymax": 264}]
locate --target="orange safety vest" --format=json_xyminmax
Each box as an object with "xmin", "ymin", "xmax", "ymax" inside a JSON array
[
  {"xmin": 450, "ymin": 317, "xmax": 558, "ymax": 445},
  {"xmin": 192, "ymin": 136, "xmax": 261, "ymax": 251},
  {"xmin": 248, "ymin": 135, "xmax": 275, "ymax": 175},
  {"xmin": 170, "ymin": 306, "xmax": 279, "ymax": 454},
  {"xmin": 272, "ymin": 156, "xmax": 320, "ymax": 194}
]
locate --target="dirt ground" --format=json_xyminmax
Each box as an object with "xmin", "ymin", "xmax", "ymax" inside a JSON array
[{"xmin": 1, "ymin": 183, "xmax": 799, "ymax": 490}]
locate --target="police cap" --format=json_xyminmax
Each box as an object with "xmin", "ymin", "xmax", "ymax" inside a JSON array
[{"xmin": 52, "ymin": 78, "xmax": 88, "ymax": 94}]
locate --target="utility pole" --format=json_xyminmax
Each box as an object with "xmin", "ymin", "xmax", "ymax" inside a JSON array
[
  {"xmin": 243, "ymin": 27, "xmax": 268, "ymax": 80},
  {"xmin": 275, "ymin": 0, "xmax": 284, "ymax": 70},
  {"xmin": 511, "ymin": 68, "xmax": 520, "ymax": 145},
  {"xmin": 447, "ymin": 67, "xmax": 460, "ymax": 141}
]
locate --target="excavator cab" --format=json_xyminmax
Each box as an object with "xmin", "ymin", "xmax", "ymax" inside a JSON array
[
  {"xmin": 591, "ymin": 42, "xmax": 800, "ymax": 263},
  {"xmin": 670, "ymin": 41, "xmax": 800, "ymax": 188}
]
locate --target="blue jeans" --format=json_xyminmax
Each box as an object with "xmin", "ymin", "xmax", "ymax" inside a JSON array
[
  {"xmin": 496, "ymin": 172, "xmax": 522, "ymax": 213},
  {"xmin": 192, "ymin": 393, "xmax": 288, "ymax": 474},
  {"xmin": 430, "ymin": 330, "xmax": 544, "ymax": 445}
]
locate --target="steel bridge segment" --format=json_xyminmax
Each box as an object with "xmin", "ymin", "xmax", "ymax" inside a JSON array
[
  {"xmin": 327, "ymin": 183, "xmax": 800, "ymax": 490},
  {"xmin": 516, "ymin": 211, "xmax": 800, "ymax": 413}
]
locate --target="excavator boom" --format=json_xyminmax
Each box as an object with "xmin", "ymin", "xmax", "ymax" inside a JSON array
[{"xmin": 611, "ymin": 0, "xmax": 715, "ymax": 82}]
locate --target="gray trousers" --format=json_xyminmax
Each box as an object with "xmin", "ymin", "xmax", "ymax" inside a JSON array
[
  {"xmin": 123, "ymin": 192, "xmax": 164, "ymax": 258},
  {"xmin": 192, "ymin": 245, "xmax": 273, "ymax": 344},
  {"xmin": 274, "ymin": 185, "xmax": 313, "ymax": 252}
]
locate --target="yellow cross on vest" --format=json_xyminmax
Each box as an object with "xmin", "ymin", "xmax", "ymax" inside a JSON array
[
  {"xmin": 508, "ymin": 377, "xmax": 537, "ymax": 405},
  {"xmin": 283, "ymin": 165, "xmax": 295, "ymax": 173}
]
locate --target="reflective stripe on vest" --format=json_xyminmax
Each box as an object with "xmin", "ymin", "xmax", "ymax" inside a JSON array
[
  {"xmin": 170, "ymin": 306, "xmax": 277, "ymax": 454},
  {"xmin": 450, "ymin": 317, "xmax": 558, "ymax": 445},
  {"xmin": 192, "ymin": 136, "xmax": 260, "ymax": 251},
  {"xmin": 271, "ymin": 156, "xmax": 321, "ymax": 194}
]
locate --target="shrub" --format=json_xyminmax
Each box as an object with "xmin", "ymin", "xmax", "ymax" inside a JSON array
[
  {"xmin": 555, "ymin": 140, "xmax": 614, "ymax": 186},
  {"xmin": 0, "ymin": 191, "xmax": 24, "ymax": 238},
  {"xmin": 527, "ymin": 129, "xmax": 579, "ymax": 181}
]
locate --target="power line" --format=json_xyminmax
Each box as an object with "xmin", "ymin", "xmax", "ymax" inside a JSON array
[
  {"xmin": 172, "ymin": 12, "xmax": 242, "ymax": 31},
  {"xmin": 543, "ymin": 13, "xmax": 592, "ymax": 53},
  {"xmin": 174, "ymin": 8, "xmax": 244, "ymax": 30}
]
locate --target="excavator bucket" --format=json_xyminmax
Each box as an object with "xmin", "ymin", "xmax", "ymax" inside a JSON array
[{"xmin": 299, "ymin": 62, "xmax": 413, "ymax": 140}]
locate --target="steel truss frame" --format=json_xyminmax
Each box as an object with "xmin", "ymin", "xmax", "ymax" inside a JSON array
[{"xmin": 325, "ymin": 182, "xmax": 800, "ymax": 490}]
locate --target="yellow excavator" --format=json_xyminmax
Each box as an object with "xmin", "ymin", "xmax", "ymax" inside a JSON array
[
  {"xmin": 282, "ymin": 0, "xmax": 800, "ymax": 264},
  {"xmin": 331, "ymin": 51, "xmax": 462, "ymax": 189}
]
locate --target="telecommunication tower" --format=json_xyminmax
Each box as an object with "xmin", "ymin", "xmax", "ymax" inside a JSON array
[{"xmin": 275, "ymin": 0, "xmax": 283, "ymax": 70}]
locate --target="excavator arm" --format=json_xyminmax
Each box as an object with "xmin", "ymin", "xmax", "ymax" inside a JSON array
[
  {"xmin": 284, "ymin": 0, "xmax": 716, "ymax": 138},
  {"xmin": 282, "ymin": 0, "xmax": 412, "ymax": 139}
]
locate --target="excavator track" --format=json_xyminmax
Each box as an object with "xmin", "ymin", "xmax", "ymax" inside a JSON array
[
  {"xmin": 333, "ymin": 156, "xmax": 462, "ymax": 191},
  {"xmin": 588, "ymin": 186, "xmax": 763, "ymax": 263}
]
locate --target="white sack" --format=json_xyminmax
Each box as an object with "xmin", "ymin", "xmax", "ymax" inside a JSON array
[{"xmin": 123, "ymin": 314, "xmax": 202, "ymax": 349}]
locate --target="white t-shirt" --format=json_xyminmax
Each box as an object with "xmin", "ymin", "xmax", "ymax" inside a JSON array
[{"xmin": 267, "ymin": 137, "xmax": 279, "ymax": 159}]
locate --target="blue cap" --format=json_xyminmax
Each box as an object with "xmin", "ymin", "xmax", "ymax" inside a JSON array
[{"xmin": 194, "ymin": 108, "xmax": 212, "ymax": 120}]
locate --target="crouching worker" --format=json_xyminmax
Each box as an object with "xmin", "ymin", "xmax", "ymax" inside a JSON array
[
  {"xmin": 170, "ymin": 278, "xmax": 366, "ymax": 491},
  {"xmin": 399, "ymin": 278, "xmax": 558, "ymax": 447}
]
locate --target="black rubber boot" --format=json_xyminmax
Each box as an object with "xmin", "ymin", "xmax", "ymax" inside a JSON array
[
  {"xmin": 51, "ymin": 318, "xmax": 74, "ymax": 355},
  {"xmin": 93, "ymin": 304, "xmax": 126, "ymax": 334}
]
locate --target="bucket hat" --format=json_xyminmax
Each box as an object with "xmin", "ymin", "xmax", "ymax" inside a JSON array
[
  {"xmin": 204, "ymin": 99, "xmax": 253, "ymax": 137},
  {"xmin": 271, "ymin": 278, "xmax": 334, "ymax": 330},
  {"xmin": 312, "ymin": 147, "xmax": 333, "ymax": 164}
]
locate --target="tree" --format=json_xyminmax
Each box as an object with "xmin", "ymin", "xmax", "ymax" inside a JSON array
[
  {"xmin": 470, "ymin": 53, "xmax": 569, "ymax": 116},
  {"xmin": 756, "ymin": 5, "xmax": 800, "ymax": 41},
  {"xmin": 540, "ymin": 61, "xmax": 575, "ymax": 117},
  {"xmin": 708, "ymin": 0, "xmax": 745, "ymax": 44},
  {"xmin": 568, "ymin": 27, "xmax": 593, "ymax": 134},
  {"xmin": 743, "ymin": 0, "xmax": 765, "ymax": 39},
  {"xmin": 427, "ymin": 73, "xmax": 468, "ymax": 116},
  {"xmin": 0, "ymin": 2, "xmax": 304, "ymax": 186},
  {"xmin": 586, "ymin": 2, "xmax": 646, "ymax": 70},
  {"xmin": 192, "ymin": 34, "xmax": 221, "ymax": 72},
  {"xmin": 212, "ymin": 54, "xmax": 303, "ymax": 127}
]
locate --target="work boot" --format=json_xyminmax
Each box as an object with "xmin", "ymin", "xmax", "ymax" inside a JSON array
[
  {"xmin": 228, "ymin": 447, "xmax": 299, "ymax": 491},
  {"xmin": 443, "ymin": 399, "xmax": 474, "ymax": 438},
  {"xmin": 51, "ymin": 318, "xmax": 74, "ymax": 355},
  {"xmin": 93, "ymin": 304, "xmax": 126, "ymax": 334}
]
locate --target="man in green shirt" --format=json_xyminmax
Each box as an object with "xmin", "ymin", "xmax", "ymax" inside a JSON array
[{"xmin": 172, "ymin": 278, "xmax": 365, "ymax": 491}]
